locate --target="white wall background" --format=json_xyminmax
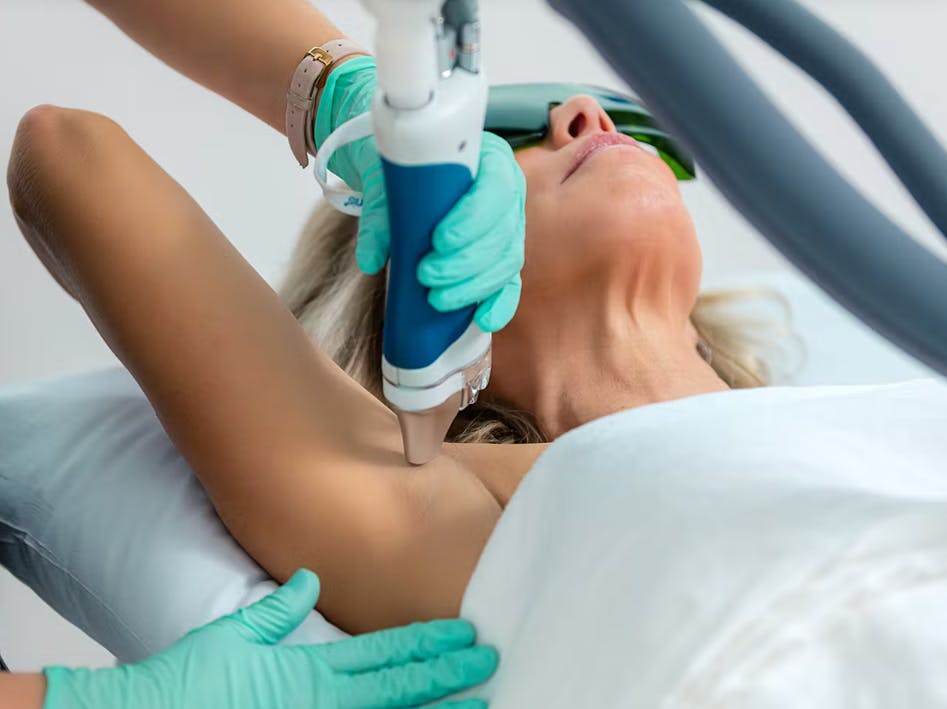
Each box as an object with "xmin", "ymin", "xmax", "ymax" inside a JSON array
[{"xmin": 2, "ymin": 0, "xmax": 946, "ymax": 672}]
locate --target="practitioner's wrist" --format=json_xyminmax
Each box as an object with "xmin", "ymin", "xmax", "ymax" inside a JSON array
[
  {"xmin": 42, "ymin": 666, "xmax": 110, "ymax": 709},
  {"xmin": 42, "ymin": 664, "xmax": 151, "ymax": 709},
  {"xmin": 285, "ymin": 40, "xmax": 372, "ymax": 168},
  {"xmin": 0, "ymin": 672, "xmax": 47, "ymax": 709},
  {"xmin": 312, "ymin": 54, "xmax": 378, "ymax": 193},
  {"xmin": 309, "ymin": 53, "xmax": 372, "ymax": 155}
]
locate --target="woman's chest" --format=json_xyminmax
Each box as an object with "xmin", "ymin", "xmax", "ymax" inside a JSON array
[{"xmin": 443, "ymin": 440, "xmax": 550, "ymax": 507}]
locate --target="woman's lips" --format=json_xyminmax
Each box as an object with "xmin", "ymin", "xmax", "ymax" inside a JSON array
[{"xmin": 562, "ymin": 133, "xmax": 642, "ymax": 183}]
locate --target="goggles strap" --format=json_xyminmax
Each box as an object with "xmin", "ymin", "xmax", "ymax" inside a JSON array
[{"xmin": 312, "ymin": 112, "xmax": 374, "ymax": 216}]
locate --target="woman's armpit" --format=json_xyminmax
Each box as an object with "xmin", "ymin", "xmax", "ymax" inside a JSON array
[{"xmin": 218, "ymin": 436, "xmax": 503, "ymax": 635}]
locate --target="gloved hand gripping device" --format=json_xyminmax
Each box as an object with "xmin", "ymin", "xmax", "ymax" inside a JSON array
[{"xmin": 316, "ymin": 0, "xmax": 491, "ymax": 465}]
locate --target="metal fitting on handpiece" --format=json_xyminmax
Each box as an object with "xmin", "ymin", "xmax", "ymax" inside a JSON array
[
  {"xmin": 459, "ymin": 21, "xmax": 481, "ymax": 73},
  {"xmin": 442, "ymin": 0, "xmax": 481, "ymax": 73},
  {"xmin": 396, "ymin": 391, "xmax": 464, "ymax": 465}
]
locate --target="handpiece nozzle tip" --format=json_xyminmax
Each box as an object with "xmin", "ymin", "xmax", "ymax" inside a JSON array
[{"xmin": 396, "ymin": 391, "xmax": 463, "ymax": 465}]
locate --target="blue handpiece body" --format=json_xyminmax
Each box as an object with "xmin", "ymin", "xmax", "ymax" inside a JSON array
[{"xmin": 381, "ymin": 160, "xmax": 476, "ymax": 370}]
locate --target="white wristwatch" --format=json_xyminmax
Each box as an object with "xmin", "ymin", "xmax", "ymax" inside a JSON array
[{"xmin": 285, "ymin": 39, "xmax": 370, "ymax": 168}]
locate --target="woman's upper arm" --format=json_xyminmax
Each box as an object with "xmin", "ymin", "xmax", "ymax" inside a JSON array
[{"xmin": 10, "ymin": 105, "xmax": 500, "ymax": 633}]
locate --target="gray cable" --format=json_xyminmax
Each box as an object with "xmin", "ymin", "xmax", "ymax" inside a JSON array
[
  {"xmin": 705, "ymin": 0, "xmax": 947, "ymax": 245},
  {"xmin": 442, "ymin": 0, "xmax": 478, "ymax": 28},
  {"xmin": 546, "ymin": 0, "xmax": 947, "ymax": 377}
]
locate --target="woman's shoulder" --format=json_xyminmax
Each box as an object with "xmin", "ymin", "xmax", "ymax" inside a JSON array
[{"xmin": 444, "ymin": 441, "xmax": 550, "ymax": 508}]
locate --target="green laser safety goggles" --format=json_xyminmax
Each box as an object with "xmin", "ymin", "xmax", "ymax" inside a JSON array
[{"xmin": 486, "ymin": 82, "xmax": 697, "ymax": 181}]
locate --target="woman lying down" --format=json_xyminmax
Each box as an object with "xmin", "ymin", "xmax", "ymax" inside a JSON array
[{"xmin": 6, "ymin": 0, "xmax": 947, "ymax": 705}]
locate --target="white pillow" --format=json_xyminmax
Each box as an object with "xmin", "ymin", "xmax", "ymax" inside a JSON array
[{"xmin": 0, "ymin": 366, "xmax": 348, "ymax": 663}]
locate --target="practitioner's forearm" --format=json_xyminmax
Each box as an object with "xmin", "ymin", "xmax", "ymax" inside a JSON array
[
  {"xmin": 0, "ymin": 674, "xmax": 46, "ymax": 709},
  {"xmin": 83, "ymin": 0, "xmax": 359, "ymax": 133}
]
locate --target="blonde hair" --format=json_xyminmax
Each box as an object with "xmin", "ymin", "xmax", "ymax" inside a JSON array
[{"xmin": 278, "ymin": 201, "xmax": 802, "ymax": 444}]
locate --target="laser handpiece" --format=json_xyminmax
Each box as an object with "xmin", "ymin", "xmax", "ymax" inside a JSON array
[{"xmin": 314, "ymin": 0, "xmax": 492, "ymax": 464}]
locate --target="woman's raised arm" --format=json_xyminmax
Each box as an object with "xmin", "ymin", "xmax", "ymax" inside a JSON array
[
  {"xmin": 6, "ymin": 106, "xmax": 503, "ymax": 633},
  {"xmin": 84, "ymin": 0, "xmax": 362, "ymax": 134}
]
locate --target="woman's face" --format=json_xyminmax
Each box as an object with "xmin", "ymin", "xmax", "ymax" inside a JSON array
[{"xmin": 511, "ymin": 94, "xmax": 702, "ymax": 305}]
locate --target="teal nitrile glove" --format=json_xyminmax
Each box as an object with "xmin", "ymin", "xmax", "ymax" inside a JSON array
[
  {"xmin": 42, "ymin": 569, "xmax": 497, "ymax": 709},
  {"xmin": 315, "ymin": 57, "xmax": 526, "ymax": 333},
  {"xmin": 416, "ymin": 132, "xmax": 526, "ymax": 333}
]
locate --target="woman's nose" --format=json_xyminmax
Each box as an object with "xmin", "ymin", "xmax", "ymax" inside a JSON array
[{"xmin": 548, "ymin": 95, "xmax": 616, "ymax": 149}]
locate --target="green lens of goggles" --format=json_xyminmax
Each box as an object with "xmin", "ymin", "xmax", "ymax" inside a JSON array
[{"xmin": 486, "ymin": 82, "xmax": 697, "ymax": 181}]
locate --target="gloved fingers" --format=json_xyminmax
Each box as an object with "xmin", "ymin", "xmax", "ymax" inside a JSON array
[
  {"xmin": 223, "ymin": 569, "xmax": 321, "ymax": 645},
  {"xmin": 429, "ymin": 700, "xmax": 489, "ymax": 709},
  {"xmin": 335, "ymin": 645, "xmax": 498, "ymax": 709},
  {"xmin": 418, "ymin": 210, "xmax": 517, "ymax": 287},
  {"xmin": 428, "ymin": 241, "xmax": 524, "ymax": 313},
  {"xmin": 432, "ymin": 134, "xmax": 525, "ymax": 254},
  {"xmin": 313, "ymin": 619, "xmax": 476, "ymax": 674},
  {"xmin": 355, "ymin": 225, "xmax": 389, "ymax": 275},
  {"xmin": 355, "ymin": 170, "xmax": 391, "ymax": 275},
  {"xmin": 474, "ymin": 275, "xmax": 522, "ymax": 333}
]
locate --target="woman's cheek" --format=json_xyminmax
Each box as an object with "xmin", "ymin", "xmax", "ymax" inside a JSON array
[{"xmin": 521, "ymin": 205, "xmax": 568, "ymax": 291}]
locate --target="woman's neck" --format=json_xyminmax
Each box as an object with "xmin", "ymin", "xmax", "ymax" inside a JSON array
[{"xmin": 489, "ymin": 277, "xmax": 729, "ymax": 440}]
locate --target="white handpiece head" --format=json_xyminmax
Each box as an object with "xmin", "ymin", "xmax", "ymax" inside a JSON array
[{"xmin": 360, "ymin": 0, "xmax": 444, "ymax": 110}]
